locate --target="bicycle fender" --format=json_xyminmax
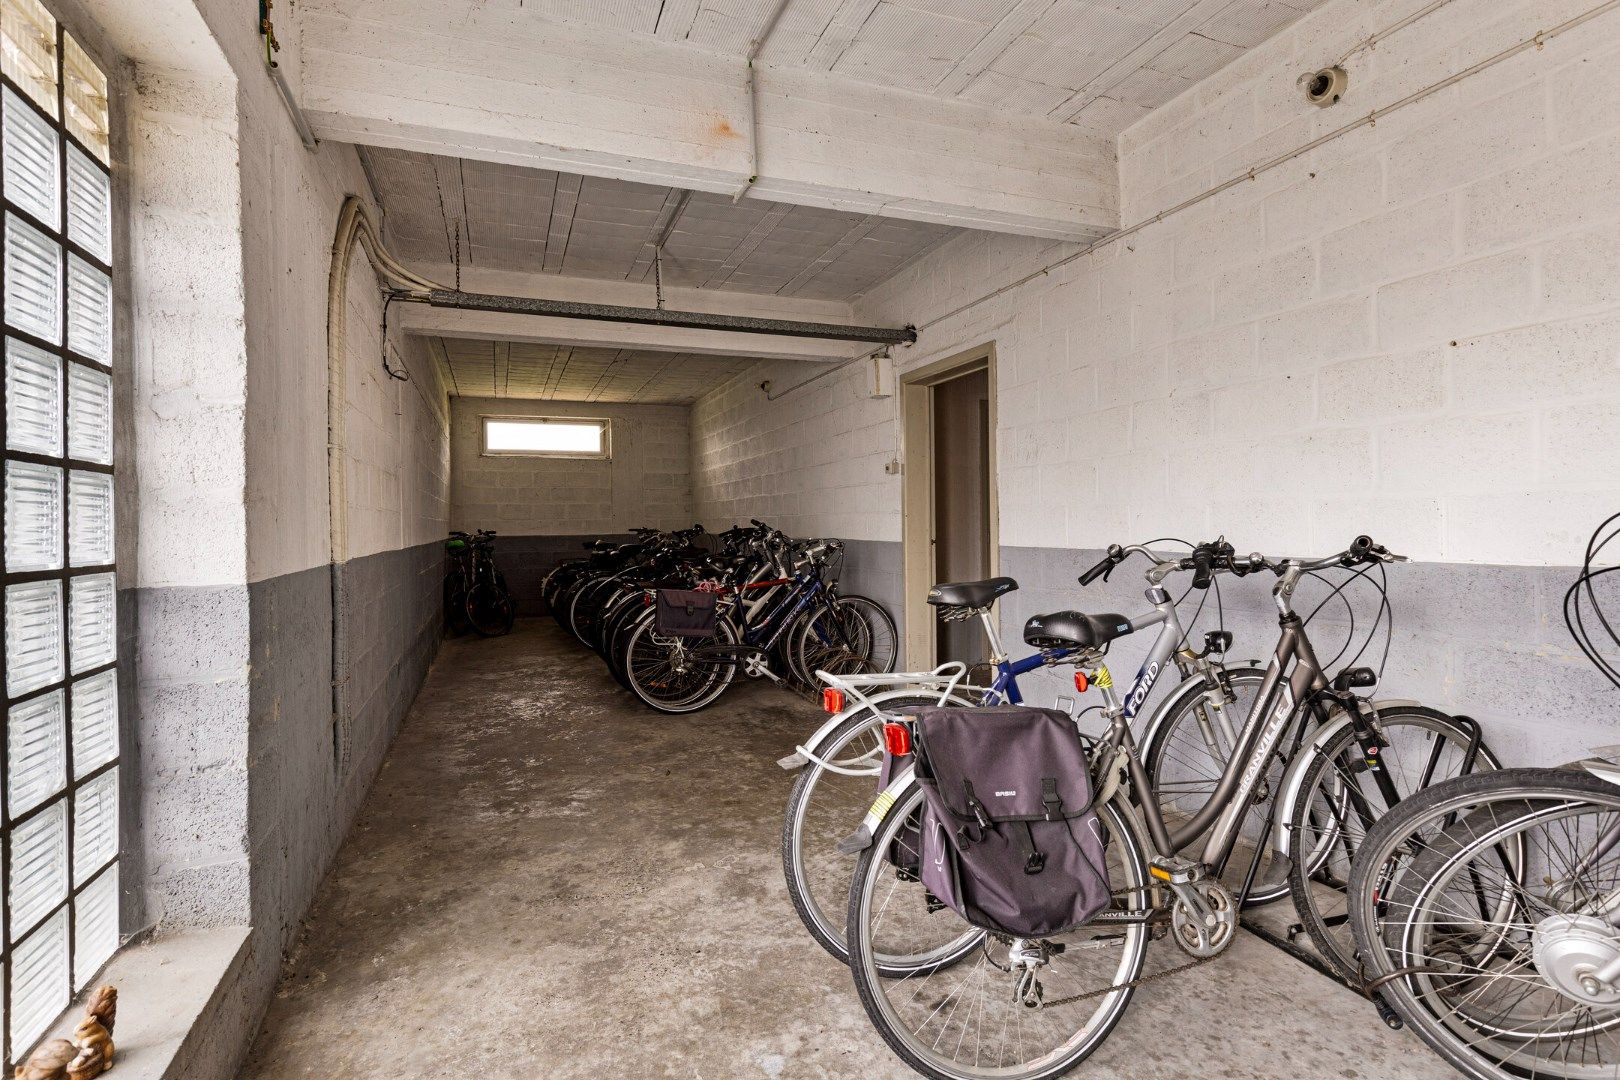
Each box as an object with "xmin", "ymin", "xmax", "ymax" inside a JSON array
[
  {"xmin": 836, "ymin": 765, "xmax": 918, "ymax": 854},
  {"xmin": 783, "ymin": 687, "xmax": 973, "ymax": 771},
  {"xmin": 1270, "ymin": 705, "xmax": 1360, "ymax": 858}
]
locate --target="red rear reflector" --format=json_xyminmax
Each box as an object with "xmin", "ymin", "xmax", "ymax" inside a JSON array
[
  {"xmin": 1074, "ymin": 671, "xmax": 1090, "ymax": 693},
  {"xmin": 883, "ymin": 722, "xmax": 912, "ymax": 757},
  {"xmin": 822, "ymin": 688, "xmax": 846, "ymax": 714}
]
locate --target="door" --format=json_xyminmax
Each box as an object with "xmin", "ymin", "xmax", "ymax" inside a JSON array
[
  {"xmin": 900, "ymin": 346, "xmax": 999, "ymax": 669},
  {"xmin": 932, "ymin": 369, "xmax": 991, "ymax": 664}
]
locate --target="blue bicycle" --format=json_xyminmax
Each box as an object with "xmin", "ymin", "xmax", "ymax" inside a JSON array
[{"xmin": 618, "ymin": 533, "xmax": 898, "ymax": 714}]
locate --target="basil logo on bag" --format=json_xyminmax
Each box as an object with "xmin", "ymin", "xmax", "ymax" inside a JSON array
[{"xmin": 910, "ymin": 705, "xmax": 1111, "ymax": 938}]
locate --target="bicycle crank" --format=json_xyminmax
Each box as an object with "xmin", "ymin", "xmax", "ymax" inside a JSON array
[{"xmin": 1164, "ymin": 874, "xmax": 1236, "ymax": 959}]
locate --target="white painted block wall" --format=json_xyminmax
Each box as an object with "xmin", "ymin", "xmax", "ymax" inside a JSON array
[
  {"xmin": 451, "ymin": 398, "xmax": 694, "ymax": 535},
  {"xmin": 695, "ymin": 0, "xmax": 1620, "ymax": 567}
]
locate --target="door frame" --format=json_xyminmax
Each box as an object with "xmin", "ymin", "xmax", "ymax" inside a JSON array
[{"xmin": 899, "ymin": 343, "xmax": 999, "ymax": 669}]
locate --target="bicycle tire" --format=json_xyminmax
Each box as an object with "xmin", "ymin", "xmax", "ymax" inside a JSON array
[
  {"xmin": 466, "ymin": 581, "xmax": 515, "ymax": 637},
  {"xmin": 1284, "ymin": 705, "xmax": 1499, "ymax": 982},
  {"xmin": 1347, "ymin": 768, "xmax": 1620, "ymax": 1080},
  {"xmin": 782, "ymin": 695, "xmax": 968, "ymax": 964},
  {"xmin": 846, "ymin": 787, "xmax": 1150, "ymax": 1079}
]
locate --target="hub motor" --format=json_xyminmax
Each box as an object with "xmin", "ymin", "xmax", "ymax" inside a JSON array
[{"xmin": 1533, "ymin": 913, "xmax": 1620, "ymax": 1006}]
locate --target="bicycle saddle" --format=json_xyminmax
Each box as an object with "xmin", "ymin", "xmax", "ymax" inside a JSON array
[
  {"xmin": 926, "ymin": 576, "xmax": 1018, "ymax": 608},
  {"xmin": 1023, "ymin": 610, "xmax": 1133, "ymax": 650}
]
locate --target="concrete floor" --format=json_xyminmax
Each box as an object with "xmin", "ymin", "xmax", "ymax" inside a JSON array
[{"xmin": 243, "ymin": 620, "xmax": 1456, "ymax": 1079}]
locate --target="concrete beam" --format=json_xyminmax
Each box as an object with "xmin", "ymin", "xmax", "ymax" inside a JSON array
[
  {"xmin": 297, "ymin": 0, "xmax": 1118, "ymax": 242},
  {"xmin": 396, "ymin": 264, "xmax": 875, "ymax": 362}
]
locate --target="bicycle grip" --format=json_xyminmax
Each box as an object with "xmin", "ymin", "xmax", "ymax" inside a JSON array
[
  {"xmin": 1078, "ymin": 558, "xmax": 1111, "ymax": 586},
  {"xmin": 1190, "ymin": 552, "xmax": 1213, "ymax": 590}
]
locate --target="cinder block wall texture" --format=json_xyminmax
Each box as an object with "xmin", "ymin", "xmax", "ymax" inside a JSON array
[
  {"xmin": 105, "ymin": 0, "xmax": 452, "ymax": 1067},
  {"xmin": 450, "ymin": 397, "xmax": 694, "ymax": 611},
  {"xmin": 693, "ymin": 0, "xmax": 1620, "ymax": 766}
]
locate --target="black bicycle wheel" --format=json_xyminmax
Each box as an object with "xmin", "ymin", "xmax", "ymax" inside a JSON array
[{"xmin": 466, "ymin": 581, "xmax": 515, "ymax": 637}]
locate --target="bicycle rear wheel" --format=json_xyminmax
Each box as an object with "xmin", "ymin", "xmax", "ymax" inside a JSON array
[
  {"xmin": 622, "ymin": 615, "xmax": 738, "ymax": 713},
  {"xmin": 782, "ymin": 695, "xmax": 967, "ymax": 963},
  {"xmin": 846, "ymin": 787, "xmax": 1150, "ymax": 1080},
  {"xmin": 1348, "ymin": 768, "xmax": 1618, "ymax": 1080}
]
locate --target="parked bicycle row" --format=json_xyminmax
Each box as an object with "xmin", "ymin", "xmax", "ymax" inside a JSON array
[
  {"xmin": 774, "ymin": 524, "xmax": 1620, "ymax": 1080},
  {"xmin": 537, "ymin": 521, "xmax": 899, "ymax": 712}
]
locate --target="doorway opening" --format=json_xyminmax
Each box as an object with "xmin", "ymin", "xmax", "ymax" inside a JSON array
[{"xmin": 900, "ymin": 346, "xmax": 998, "ymax": 669}]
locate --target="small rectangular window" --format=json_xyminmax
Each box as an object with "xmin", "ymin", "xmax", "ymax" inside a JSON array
[{"xmin": 482, "ymin": 416, "xmax": 610, "ymax": 458}]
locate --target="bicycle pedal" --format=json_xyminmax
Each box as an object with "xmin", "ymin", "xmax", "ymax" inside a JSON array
[{"xmin": 1148, "ymin": 857, "xmax": 1205, "ymax": 886}]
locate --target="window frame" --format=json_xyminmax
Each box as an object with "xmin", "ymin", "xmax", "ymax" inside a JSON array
[
  {"xmin": 0, "ymin": 5, "xmax": 118, "ymax": 1068},
  {"xmin": 480, "ymin": 415, "xmax": 612, "ymax": 460}
]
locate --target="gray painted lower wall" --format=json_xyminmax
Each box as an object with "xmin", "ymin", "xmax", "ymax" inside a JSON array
[
  {"xmin": 492, "ymin": 533, "xmax": 634, "ymax": 616},
  {"xmin": 839, "ymin": 539, "xmax": 904, "ymax": 649},
  {"xmin": 999, "ymin": 546, "xmax": 1619, "ymax": 769},
  {"xmin": 127, "ymin": 540, "xmax": 443, "ymax": 1075},
  {"xmin": 779, "ymin": 538, "xmax": 1618, "ymax": 767}
]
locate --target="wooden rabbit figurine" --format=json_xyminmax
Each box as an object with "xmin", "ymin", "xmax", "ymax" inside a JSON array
[
  {"xmin": 13, "ymin": 1039, "xmax": 76, "ymax": 1080},
  {"xmin": 63, "ymin": 1046, "xmax": 102, "ymax": 1080},
  {"xmin": 82, "ymin": 987, "xmax": 115, "ymax": 1037},
  {"xmin": 68, "ymin": 1018, "xmax": 111, "ymax": 1076}
]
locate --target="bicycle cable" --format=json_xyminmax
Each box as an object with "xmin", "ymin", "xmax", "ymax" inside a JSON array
[{"xmin": 1565, "ymin": 511, "xmax": 1620, "ymax": 689}]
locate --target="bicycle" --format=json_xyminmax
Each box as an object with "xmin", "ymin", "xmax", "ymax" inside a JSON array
[
  {"xmin": 617, "ymin": 532, "xmax": 897, "ymax": 713},
  {"xmin": 1342, "ymin": 511, "xmax": 1620, "ymax": 1079},
  {"xmin": 840, "ymin": 536, "xmax": 1489, "ymax": 1080},
  {"xmin": 781, "ymin": 570, "xmax": 1264, "ymax": 967},
  {"xmin": 444, "ymin": 530, "xmax": 514, "ymax": 637}
]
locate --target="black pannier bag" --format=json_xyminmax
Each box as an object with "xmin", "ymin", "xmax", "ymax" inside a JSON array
[
  {"xmin": 654, "ymin": 589, "xmax": 719, "ymax": 637},
  {"xmin": 910, "ymin": 705, "xmax": 1111, "ymax": 938}
]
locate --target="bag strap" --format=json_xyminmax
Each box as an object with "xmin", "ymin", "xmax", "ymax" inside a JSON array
[
  {"xmin": 1016, "ymin": 822, "xmax": 1046, "ymax": 875},
  {"xmin": 1041, "ymin": 778, "xmax": 1063, "ymax": 821}
]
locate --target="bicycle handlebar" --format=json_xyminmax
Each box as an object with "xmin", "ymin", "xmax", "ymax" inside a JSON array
[{"xmin": 1081, "ymin": 535, "xmax": 1406, "ymax": 588}]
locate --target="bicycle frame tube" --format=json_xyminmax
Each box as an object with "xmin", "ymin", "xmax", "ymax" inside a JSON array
[
  {"xmin": 1141, "ymin": 613, "xmax": 1327, "ymax": 862},
  {"xmin": 749, "ymin": 575, "xmax": 823, "ymax": 650}
]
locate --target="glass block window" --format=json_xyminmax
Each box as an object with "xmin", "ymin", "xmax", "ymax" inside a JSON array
[{"xmin": 0, "ymin": 2, "xmax": 114, "ymax": 1064}]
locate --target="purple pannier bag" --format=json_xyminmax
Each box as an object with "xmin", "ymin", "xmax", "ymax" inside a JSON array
[
  {"xmin": 910, "ymin": 705, "xmax": 1111, "ymax": 938},
  {"xmin": 654, "ymin": 589, "xmax": 719, "ymax": 637}
]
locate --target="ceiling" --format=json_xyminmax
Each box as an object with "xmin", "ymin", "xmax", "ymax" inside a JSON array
[
  {"xmin": 521, "ymin": 0, "xmax": 1327, "ymax": 133},
  {"xmin": 435, "ymin": 338, "xmax": 769, "ymax": 404},
  {"xmin": 364, "ymin": 147, "xmax": 959, "ymax": 303}
]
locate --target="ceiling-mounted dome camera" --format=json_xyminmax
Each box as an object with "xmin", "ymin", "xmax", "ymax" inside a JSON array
[{"xmin": 1301, "ymin": 65, "xmax": 1348, "ymax": 107}]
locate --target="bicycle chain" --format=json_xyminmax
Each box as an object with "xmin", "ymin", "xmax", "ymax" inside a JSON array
[{"xmin": 1039, "ymin": 952, "xmax": 1216, "ymax": 1008}]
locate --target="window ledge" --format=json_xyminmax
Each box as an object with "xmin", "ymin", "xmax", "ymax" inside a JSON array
[{"xmin": 43, "ymin": 926, "xmax": 252, "ymax": 1080}]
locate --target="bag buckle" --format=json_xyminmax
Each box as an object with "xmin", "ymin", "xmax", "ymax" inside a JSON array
[{"xmin": 1024, "ymin": 852, "xmax": 1046, "ymax": 875}]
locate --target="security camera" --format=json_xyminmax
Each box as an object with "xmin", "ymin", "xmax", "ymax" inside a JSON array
[{"xmin": 1301, "ymin": 66, "xmax": 1348, "ymax": 107}]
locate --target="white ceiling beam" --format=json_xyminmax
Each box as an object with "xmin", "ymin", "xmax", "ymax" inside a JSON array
[
  {"xmin": 297, "ymin": 0, "xmax": 1118, "ymax": 242},
  {"xmin": 395, "ymin": 263, "xmax": 879, "ymax": 363}
]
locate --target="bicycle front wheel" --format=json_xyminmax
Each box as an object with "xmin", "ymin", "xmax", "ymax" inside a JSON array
[
  {"xmin": 1285, "ymin": 705, "xmax": 1498, "ymax": 982},
  {"xmin": 1143, "ymin": 666, "xmax": 1292, "ymax": 902},
  {"xmin": 1348, "ymin": 768, "xmax": 1620, "ymax": 1080},
  {"xmin": 793, "ymin": 595, "xmax": 899, "ymax": 684},
  {"xmin": 846, "ymin": 787, "xmax": 1150, "ymax": 1080}
]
